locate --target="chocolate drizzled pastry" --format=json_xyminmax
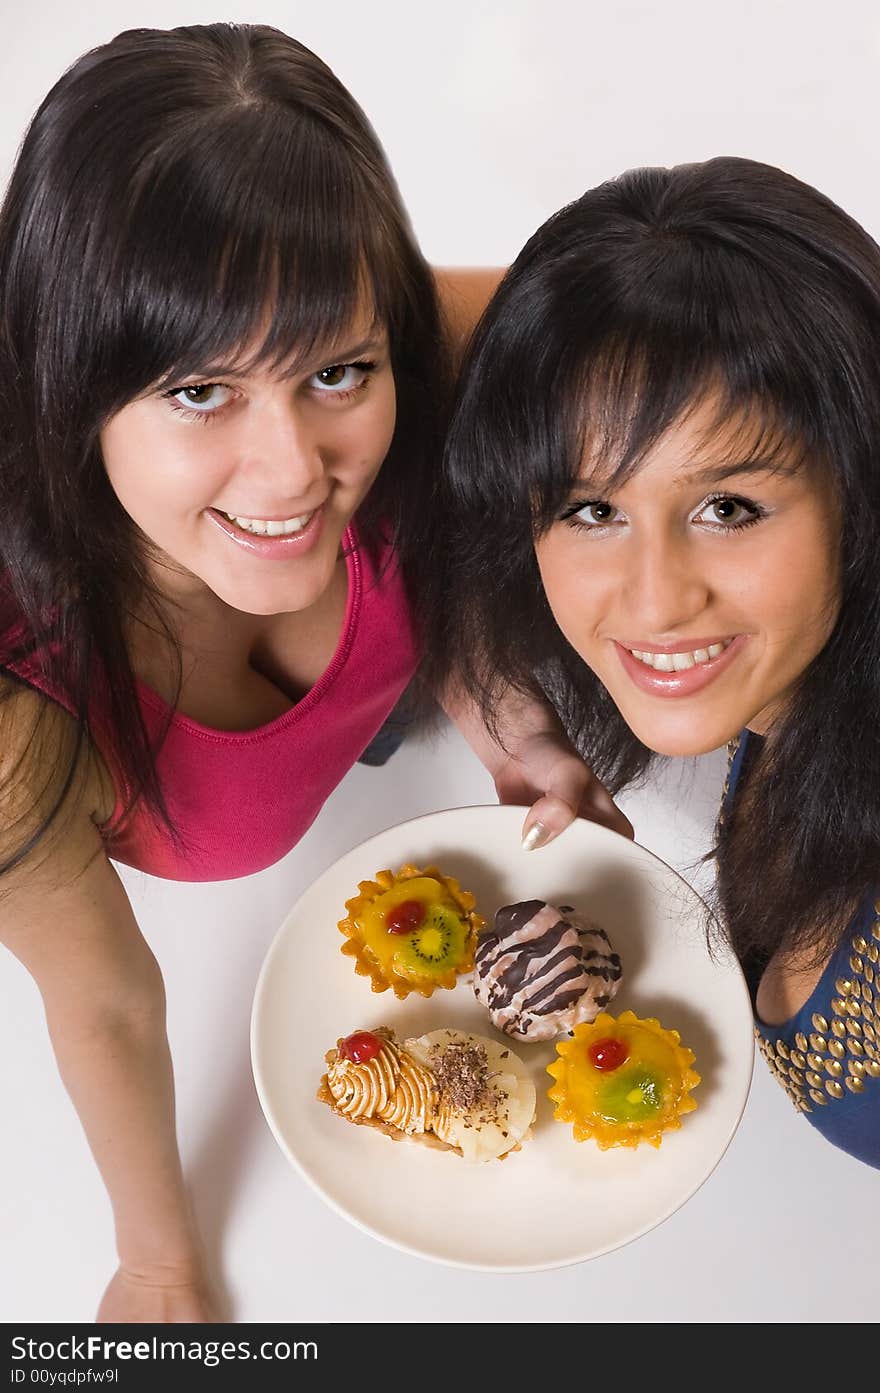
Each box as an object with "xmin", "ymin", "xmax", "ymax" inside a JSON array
[{"xmin": 473, "ymin": 899, "xmax": 622, "ymax": 1041}]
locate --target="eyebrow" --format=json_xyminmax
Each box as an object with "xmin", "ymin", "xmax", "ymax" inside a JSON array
[{"xmin": 572, "ymin": 456, "xmax": 801, "ymax": 494}]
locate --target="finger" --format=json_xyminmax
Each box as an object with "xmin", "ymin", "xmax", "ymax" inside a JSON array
[
  {"xmin": 520, "ymin": 793, "xmax": 578, "ymax": 850},
  {"xmin": 521, "ymin": 792, "xmax": 634, "ymax": 848},
  {"xmin": 575, "ymin": 785, "xmax": 635, "ymax": 841},
  {"xmin": 543, "ymin": 760, "xmax": 635, "ymax": 842}
]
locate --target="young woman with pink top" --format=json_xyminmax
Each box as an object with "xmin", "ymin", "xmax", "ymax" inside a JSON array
[{"xmin": 0, "ymin": 23, "xmax": 627, "ymax": 1322}]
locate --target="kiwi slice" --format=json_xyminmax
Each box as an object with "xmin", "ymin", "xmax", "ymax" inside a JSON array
[
  {"xmin": 597, "ymin": 1067, "xmax": 665, "ymax": 1124},
  {"xmin": 392, "ymin": 904, "xmax": 468, "ymax": 979}
]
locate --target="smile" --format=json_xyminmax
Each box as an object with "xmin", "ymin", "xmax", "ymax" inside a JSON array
[
  {"xmin": 614, "ymin": 635, "xmax": 744, "ymax": 697},
  {"xmin": 206, "ymin": 504, "xmax": 325, "ymax": 560},
  {"xmin": 628, "ymin": 639, "xmax": 732, "ymax": 671},
  {"xmin": 220, "ymin": 510, "xmax": 315, "ymax": 536}
]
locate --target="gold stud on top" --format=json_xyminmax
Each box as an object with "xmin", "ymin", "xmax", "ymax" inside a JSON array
[
  {"xmin": 853, "ymin": 935, "xmax": 868, "ymax": 955},
  {"xmin": 825, "ymin": 1080, "xmax": 844, "ymax": 1099},
  {"xmin": 810, "ymin": 1089, "xmax": 828, "ymax": 1105},
  {"xmin": 812, "ymin": 1013, "xmax": 830, "ymax": 1033},
  {"xmin": 828, "ymin": 1039, "xmax": 845, "ymax": 1059},
  {"xmin": 845, "ymin": 1077, "xmax": 865, "ymax": 1094},
  {"xmin": 795, "ymin": 1031, "xmax": 808, "ymax": 1053},
  {"xmin": 836, "ymin": 978, "xmax": 853, "ymax": 996}
]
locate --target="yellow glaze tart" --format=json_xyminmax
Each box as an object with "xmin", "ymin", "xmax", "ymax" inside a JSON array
[
  {"xmin": 547, "ymin": 1010, "xmax": 700, "ymax": 1149},
  {"xmin": 338, "ymin": 864, "xmax": 482, "ymax": 999}
]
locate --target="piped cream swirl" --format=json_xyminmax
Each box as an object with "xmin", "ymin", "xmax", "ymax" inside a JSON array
[{"xmin": 325, "ymin": 1035, "xmax": 436, "ymax": 1134}]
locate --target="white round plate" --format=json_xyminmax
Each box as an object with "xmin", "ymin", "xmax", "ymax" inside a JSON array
[{"xmin": 251, "ymin": 804, "xmax": 754, "ymax": 1271}]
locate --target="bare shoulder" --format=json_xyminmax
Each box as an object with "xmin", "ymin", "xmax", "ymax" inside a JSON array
[
  {"xmin": 433, "ymin": 266, "xmax": 506, "ymax": 356},
  {"xmin": 0, "ymin": 676, "xmax": 114, "ymax": 887}
]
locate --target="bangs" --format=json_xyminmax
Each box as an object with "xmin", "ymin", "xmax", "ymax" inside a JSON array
[
  {"xmin": 95, "ymin": 102, "xmax": 399, "ymax": 397},
  {"xmin": 563, "ymin": 341, "xmax": 814, "ymax": 501},
  {"xmin": 522, "ymin": 222, "xmax": 843, "ymax": 530}
]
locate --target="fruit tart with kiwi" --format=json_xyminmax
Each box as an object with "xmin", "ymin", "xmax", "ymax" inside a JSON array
[
  {"xmin": 547, "ymin": 1010, "xmax": 700, "ymax": 1149},
  {"xmin": 338, "ymin": 864, "xmax": 482, "ymax": 999}
]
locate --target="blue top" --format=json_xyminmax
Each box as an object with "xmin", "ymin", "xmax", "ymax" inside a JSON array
[{"xmin": 726, "ymin": 731, "xmax": 880, "ymax": 1168}]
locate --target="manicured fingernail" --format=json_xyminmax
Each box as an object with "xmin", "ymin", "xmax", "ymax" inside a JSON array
[{"xmin": 521, "ymin": 820, "xmax": 549, "ymax": 852}]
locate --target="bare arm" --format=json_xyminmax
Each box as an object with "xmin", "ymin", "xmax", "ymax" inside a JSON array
[
  {"xmin": 433, "ymin": 266, "xmax": 505, "ymax": 358},
  {"xmin": 0, "ymin": 692, "xmax": 215, "ymax": 1321}
]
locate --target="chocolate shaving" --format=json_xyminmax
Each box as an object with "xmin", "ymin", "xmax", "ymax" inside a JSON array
[{"xmin": 428, "ymin": 1039, "xmax": 497, "ymax": 1112}]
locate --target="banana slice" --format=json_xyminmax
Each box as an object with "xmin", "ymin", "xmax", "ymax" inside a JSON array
[{"xmin": 406, "ymin": 1028, "xmax": 536, "ymax": 1163}]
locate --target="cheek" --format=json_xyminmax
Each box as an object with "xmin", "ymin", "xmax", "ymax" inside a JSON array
[
  {"xmin": 326, "ymin": 383, "xmax": 397, "ymax": 487},
  {"xmin": 101, "ymin": 413, "xmax": 226, "ymax": 525},
  {"xmin": 535, "ymin": 537, "xmax": 603, "ymax": 649},
  {"xmin": 744, "ymin": 519, "xmax": 840, "ymax": 646}
]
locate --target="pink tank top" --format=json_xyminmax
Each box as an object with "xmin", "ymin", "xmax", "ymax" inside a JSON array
[{"xmin": 4, "ymin": 526, "xmax": 419, "ymax": 882}]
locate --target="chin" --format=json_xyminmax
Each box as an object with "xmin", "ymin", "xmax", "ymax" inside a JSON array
[
  {"xmin": 211, "ymin": 583, "xmax": 319, "ymax": 617},
  {"xmin": 622, "ymin": 712, "xmax": 740, "ymax": 759}
]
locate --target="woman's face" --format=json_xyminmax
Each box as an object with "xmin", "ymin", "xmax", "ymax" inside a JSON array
[
  {"xmin": 100, "ymin": 313, "xmax": 396, "ymax": 616},
  {"xmin": 534, "ymin": 397, "xmax": 841, "ymax": 755}
]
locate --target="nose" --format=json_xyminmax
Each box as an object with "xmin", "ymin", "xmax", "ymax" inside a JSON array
[
  {"xmin": 620, "ymin": 529, "xmax": 710, "ymax": 637},
  {"xmin": 237, "ymin": 395, "xmax": 325, "ymax": 504}
]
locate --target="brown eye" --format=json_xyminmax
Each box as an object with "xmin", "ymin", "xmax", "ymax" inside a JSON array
[
  {"xmin": 317, "ymin": 365, "xmax": 347, "ymax": 387},
  {"xmin": 574, "ymin": 501, "xmax": 619, "ymax": 525},
  {"xmin": 697, "ymin": 495, "xmax": 760, "ymax": 527},
  {"xmin": 167, "ymin": 382, "xmax": 231, "ymax": 413},
  {"xmin": 309, "ymin": 361, "xmax": 375, "ymax": 394}
]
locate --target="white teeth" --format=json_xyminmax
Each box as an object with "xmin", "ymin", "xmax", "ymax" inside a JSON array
[
  {"xmin": 629, "ymin": 639, "xmax": 733, "ymax": 671},
  {"xmin": 223, "ymin": 511, "xmax": 314, "ymax": 536}
]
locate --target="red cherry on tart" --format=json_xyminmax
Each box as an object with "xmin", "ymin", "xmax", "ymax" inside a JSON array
[
  {"xmin": 588, "ymin": 1037, "xmax": 629, "ymax": 1071},
  {"xmin": 385, "ymin": 899, "xmax": 427, "ymax": 935},
  {"xmin": 339, "ymin": 1030, "xmax": 383, "ymax": 1064}
]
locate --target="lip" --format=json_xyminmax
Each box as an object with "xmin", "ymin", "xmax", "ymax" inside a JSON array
[
  {"xmin": 614, "ymin": 634, "xmax": 746, "ymax": 697},
  {"xmin": 205, "ymin": 504, "xmax": 325, "ymax": 559},
  {"xmin": 617, "ymin": 636, "xmax": 736, "ymax": 655}
]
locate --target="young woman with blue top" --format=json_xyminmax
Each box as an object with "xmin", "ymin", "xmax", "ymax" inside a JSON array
[{"xmin": 436, "ymin": 156, "xmax": 880, "ymax": 1168}]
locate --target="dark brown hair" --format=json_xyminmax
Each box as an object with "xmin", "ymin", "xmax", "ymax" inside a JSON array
[
  {"xmin": 0, "ymin": 22, "xmax": 448, "ymax": 871},
  {"xmin": 436, "ymin": 157, "xmax": 880, "ymax": 972}
]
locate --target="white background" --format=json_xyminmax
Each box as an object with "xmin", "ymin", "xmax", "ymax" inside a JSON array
[{"xmin": 1, "ymin": 0, "xmax": 877, "ymax": 1325}]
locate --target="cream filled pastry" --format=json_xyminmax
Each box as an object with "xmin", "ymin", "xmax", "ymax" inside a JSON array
[
  {"xmin": 473, "ymin": 899, "xmax": 622, "ymax": 1041},
  {"xmin": 318, "ymin": 1026, "xmax": 535, "ymax": 1162}
]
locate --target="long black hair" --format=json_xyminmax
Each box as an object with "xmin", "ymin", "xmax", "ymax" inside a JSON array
[
  {"xmin": 0, "ymin": 22, "xmax": 448, "ymax": 873},
  {"xmin": 435, "ymin": 157, "xmax": 880, "ymax": 971}
]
